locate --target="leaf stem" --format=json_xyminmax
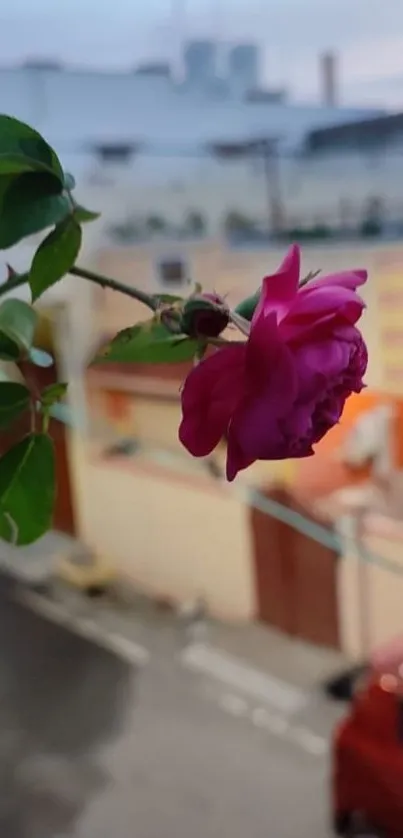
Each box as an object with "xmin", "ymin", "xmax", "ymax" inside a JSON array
[
  {"xmin": 69, "ymin": 265, "xmax": 158, "ymax": 311},
  {"xmin": 229, "ymin": 310, "xmax": 251, "ymax": 337},
  {"xmin": 0, "ymin": 265, "xmax": 158, "ymax": 313},
  {"xmin": 0, "ymin": 272, "xmax": 29, "ymax": 298}
]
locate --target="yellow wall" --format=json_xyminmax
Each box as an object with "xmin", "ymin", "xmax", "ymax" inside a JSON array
[
  {"xmin": 74, "ymin": 439, "xmax": 256, "ymax": 621},
  {"xmin": 133, "ymin": 396, "xmax": 181, "ymax": 450},
  {"xmin": 374, "ymin": 251, "xmax": 403, "ymax": 396},
  {"xmin": 337, "ymin": 513, "xmax": 403, "ymax": 659}
]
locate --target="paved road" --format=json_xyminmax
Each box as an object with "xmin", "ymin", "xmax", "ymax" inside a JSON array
[{"xmin": 0, "ymin": 580, "xmax": 340, "ymax": 838}]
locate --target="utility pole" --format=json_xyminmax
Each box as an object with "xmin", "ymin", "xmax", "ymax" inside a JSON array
[
  {"xmin": 354, "ymin": 503, "xmax": 372, "ymax": 663},
  {"xmin": 208, "ymin": 136, "xmax": 285, "ymax": 237},
  {"xmin": 252, "ymin": 138, "xmax": 284, "ymax": 236}
]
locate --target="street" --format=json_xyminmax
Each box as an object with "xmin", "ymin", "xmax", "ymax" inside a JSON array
[{"xmin": 0, "ymin": 578, "xmax": 342, "ymax": 838}]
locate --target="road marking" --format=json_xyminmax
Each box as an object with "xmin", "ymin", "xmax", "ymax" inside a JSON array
[
  {"xmin": 12, "ymin": 589, "xmax": 150, "ymax": 665},
  {"xmin": 251, "ymin": 707, "xmax": 270, "ymax": 726},
  {"xmin": 219, "ymin": 693, "xmax": 248, "ymax": 716},
  {"xmin": 107, "ymin": 632, "xmax": 150, "ymax": 665},
  {"xmin": 205, "ymin": 688, "xmax": 328, "ymax": 758},
  {"xmin": 290, "ymin": 727, "xmax": 328, "ymax": 756},
  {"xmin": 181, "ymin": 643, "xmax": 307, "ymax": 714},
  {"xmin": 258, "ymin": 713, "xmax": 289, "ymax": 736},
  {"xmin": 251, "ymin": 705, "xmax": 289, "ymax": 735}
]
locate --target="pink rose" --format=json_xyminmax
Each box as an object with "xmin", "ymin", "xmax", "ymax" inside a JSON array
[{"xmin": 179, "ymin": 244, "xmax": 368, "ymax": 481}]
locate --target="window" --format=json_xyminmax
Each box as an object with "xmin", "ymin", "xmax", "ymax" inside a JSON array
[
  {"xmin": 92, "ymin": 143, "xmax": 137, "ymax": 164},
  {"xmin": 157, "ymin": 258, "xmax": 187, "ymax": 286}
]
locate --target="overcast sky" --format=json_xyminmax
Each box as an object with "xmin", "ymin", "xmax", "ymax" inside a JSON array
[{"xmin": 1, "ymin": 0, "xmax": 403, "ymax": 106}]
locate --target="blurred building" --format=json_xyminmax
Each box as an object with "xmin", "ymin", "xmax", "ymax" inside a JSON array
[
  {"xmin": 227, "ymin": 43, "xmax": 260, "ymax": 97},
  {"xmin": 183, "ymin": 39, "xmax": 218, "ymax": 89},
  {"xmin": 0, "ymin": 61, "xmax": 387, "ymax": 236}
]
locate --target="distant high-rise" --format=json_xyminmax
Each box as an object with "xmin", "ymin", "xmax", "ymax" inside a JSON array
[
  {"xmin": 184, "ymin": 40, "xmax": 217, "ymax": 88},
  {"xmin": 228, "ymin": 43, "xmax": 260, "ymax": 96}
]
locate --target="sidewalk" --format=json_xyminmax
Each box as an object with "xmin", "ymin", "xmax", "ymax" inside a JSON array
[
  {"xmin": 0, "ymin": 532, "xmax": 79, "ymax": 584},
  {"xmin": 206, "ymin": 620, "xmax": 349, "ymax": 693},
  {"xmin": 1, "ymin": 543, "xmax": 348, "ymax": 693},
  {"xmin": 104, "ymin": 588, "xmax": 349, "ymax": 693}
]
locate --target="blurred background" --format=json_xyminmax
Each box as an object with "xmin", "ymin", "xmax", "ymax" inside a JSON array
[{"xmin": 2, "ymin": 1, "xmax": 403, "ymax": 836}]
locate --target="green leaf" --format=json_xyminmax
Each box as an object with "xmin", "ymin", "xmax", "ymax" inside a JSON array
[
  {"xmin": 0, "ymin": 174, "xmax": 18, "ymax": 210},
  {"xmin": 0, "ymin": 172, "xmax": 71, "ymax": 249},
  {"xmin": 94, "ymin": 319, "xmax": 198, "ymax": 364},
  {"xmin": 29, "ymin": 347, "xmax": 54, "ymax": 368},
  {"xmin": 29, "ymin": 217, "xmax": 82, "ymax": 301},
  {"xmin": 0, "ymin": 382, "xmax": 30, "ymax": 428},
  {"xmin": 235, "ymin": 289, "xmax": 261, "ymax": 321},
  {"xmin": 0, "ymin": 334, "xmax": 20, "ymax": 361},
  {"xmin": 73, "ymin": 206, "xmax": 100, "ymax": 224},
  {"xmin": 0, "ymin": 299, "xmax": 37, "ymax": 354},
  {"xmin": 0, "ymin": 433, "xmax": 55, "ymax": 545},
  {"xmin": 0, "ymin": 115, "xmax": 64, "ymax": 182},
  {"xmin": 0, "ymin": 155, "xmax": 49, "ymax": 175},
  {"xmin": 41, "ymin": 382, "xmax": 67, "ymax": 407}
]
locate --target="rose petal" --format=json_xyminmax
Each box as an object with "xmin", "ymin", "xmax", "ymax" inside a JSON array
[
  {"xmin": 308, "ymin": 269, "xmax": 367, "ymax": 291},
  {"xmin": 252, "ymin": 244, "xmax": 301, "ymax": 325},
  {"xmin": 289, "ymin": 284, "xmax": 365, "ymax": 324},
  {"xmin": 246, "ymin": 311, "xmax": 297, "ymax": 392},
  {"xmin": 226, "ymin": 338, "xmax": 297, "ymax": 476},
  {"xmin": 226, "ymin": 435, "xmax": 255, "ymax": 482},
  {"xmin": 179, "ymin": 343, "xmax": 246, "ymax": 457},
  {"xmin": 295, "ymin": 340, "xmax": 351, "ymax": 380}
]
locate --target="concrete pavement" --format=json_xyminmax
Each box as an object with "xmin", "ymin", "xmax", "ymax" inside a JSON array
[{"xmin": 0, "ymin": 578, "xmax": 343, "ymax": 837}]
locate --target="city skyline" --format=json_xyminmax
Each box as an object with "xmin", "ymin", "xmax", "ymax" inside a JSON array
[{"xmin": 1, "ymin": 0, "xmax": 403, "ymax": 107}]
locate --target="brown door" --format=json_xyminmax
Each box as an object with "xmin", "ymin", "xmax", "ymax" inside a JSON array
[
  {"xmin": 0, "ymin": 362, "xmax": 76, "ymax": 536},
  {"xmin": 251, "ymin": 486, "xmax": 340, "ymax": 648},
  {"xmin": 48, "ymin": 404, "xmax": 76, "ymax": 536}
]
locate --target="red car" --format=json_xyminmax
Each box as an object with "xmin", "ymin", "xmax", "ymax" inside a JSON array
[{"xmin": 332, "ymin": 636, "xmax": 403, "ymax": 837}]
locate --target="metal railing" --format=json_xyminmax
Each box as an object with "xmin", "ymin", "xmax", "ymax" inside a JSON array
[
  {"xmin": 98, "ymin": 428, "xmax": 403, "ymax": 580},
  {"xmin": 49, "ymin": 398, "xmax": 403, "ymax": 579}
]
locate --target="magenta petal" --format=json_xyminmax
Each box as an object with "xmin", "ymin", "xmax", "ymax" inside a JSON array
[
  {"xmin": 295, "ymin": 340, "xmax": 350, "ymax": 380},
  {"xmin": 288, "ymin": 284, "xmax": 365, "ymax": 324},
  {"xmin": 228, "ymin": 401, "xmax": 283, "ymax": 465},
  {"xmin": 179, "ymin": 344, "xmax": 245, "ymax": 457},
  {"xmin": 246, "ymin": 311, "xmax": 297, "ymax": 396},
  {"xmin": 226, "ymin": 436, "xmax": 255, "ymax": 482},
  {"xmin": 252, "ymin": 244, "xmax": 301, "ymax": 325},
  {"xmin": 226, "ymin": 338, "xmax": 298, "ymax": 473},
  {"xmin": 178, "ymin": 243, "xmax": 368, "ymax": 484},
  {"xmin": 308, "ymin": 269, "xmax": 367, "ymax": 291},
  {"xmin": 279, "ymin": 311, "xmax": 342, "ymax": 344}
]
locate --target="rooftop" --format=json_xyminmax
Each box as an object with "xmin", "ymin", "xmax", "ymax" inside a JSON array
[
  {"xmin": 307, "ymin": 111, "xmax": 403, "ymax": 152},
  {"xmin": 0, "ymin": 65, "xmax": 383, "ymax": 156}
]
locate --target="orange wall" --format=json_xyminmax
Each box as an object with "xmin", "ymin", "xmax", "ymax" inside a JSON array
[{"xmin": 295, "ymin": 390, "xmax": 403, "ymax": 499}]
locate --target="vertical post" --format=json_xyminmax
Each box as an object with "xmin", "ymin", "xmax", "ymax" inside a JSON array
[
  {"xmin": 354, "ymin": 505, "xmax": 372, "ymax": 662},
  {"xmin": 259, "ymin": 139, "xmax": 284, "ymax": 235}
]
